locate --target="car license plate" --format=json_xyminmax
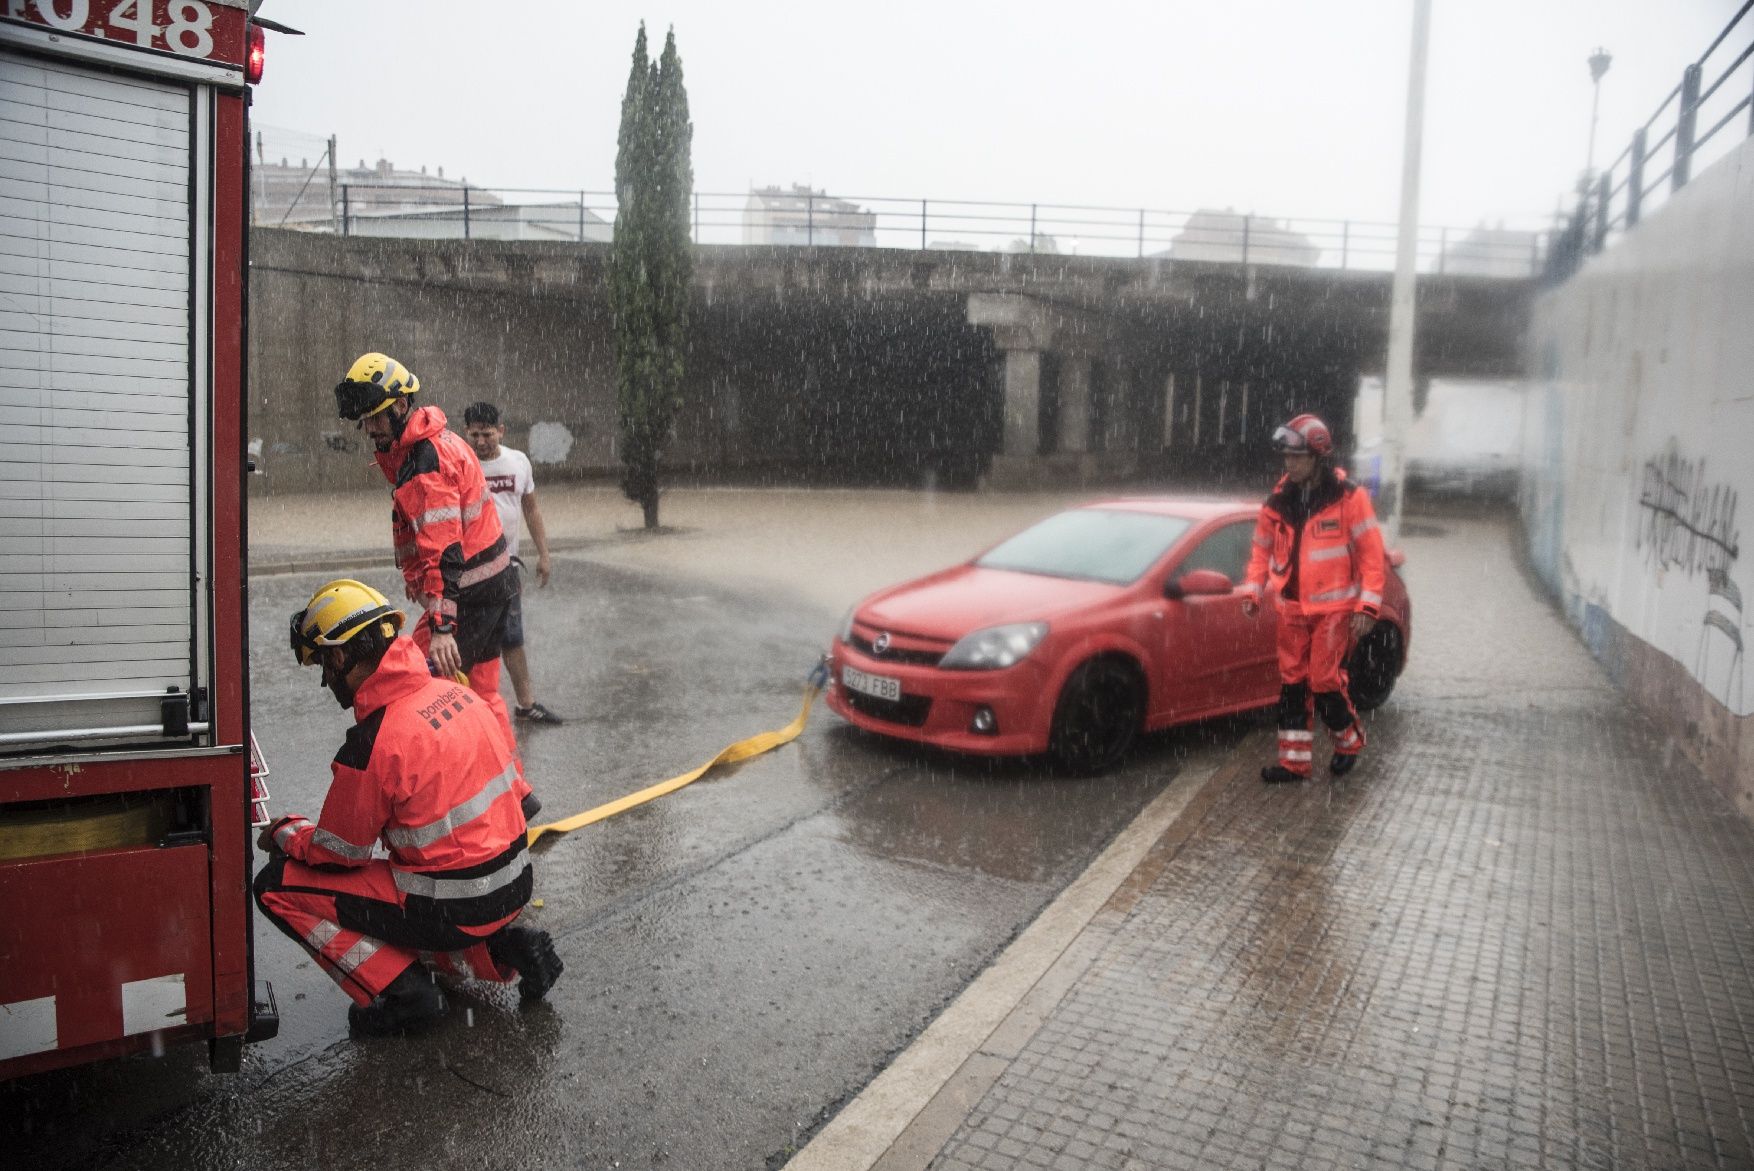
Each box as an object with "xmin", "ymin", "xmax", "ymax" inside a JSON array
[{"xmin": 842, "ymin": 665, "xmax": 901, "ymax": 702}]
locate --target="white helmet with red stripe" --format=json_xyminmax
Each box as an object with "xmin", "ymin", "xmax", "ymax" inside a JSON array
[{"xmin": 1271, "ymin": 413, "xmax": 1333, "ymax": 457}]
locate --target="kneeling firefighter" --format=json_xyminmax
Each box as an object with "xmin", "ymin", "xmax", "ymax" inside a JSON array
[
  {"xmin": 255, "ymin": 580, "xmax": 563, "ymax": 1035},
  {"xmin": 1239, "ymin": 414, "xmax": 1386, "ymax": 782}
]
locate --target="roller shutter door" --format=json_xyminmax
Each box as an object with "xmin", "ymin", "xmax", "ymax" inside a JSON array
[{"xmin": 0, "ymin": 49, "xmax": 202, "ymax": 747}]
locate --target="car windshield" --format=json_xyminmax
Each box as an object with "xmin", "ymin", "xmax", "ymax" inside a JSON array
[{"xmin": 975, "ymin": 509, "xmax": 1193, "ymax": 585}]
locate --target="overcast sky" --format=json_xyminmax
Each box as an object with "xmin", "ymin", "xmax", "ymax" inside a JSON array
[{"xmin": 250, "ymin": 1, "xmax": 1740, "ymax": 233}]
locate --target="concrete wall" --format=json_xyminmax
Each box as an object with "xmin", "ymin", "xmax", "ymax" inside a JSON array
[
  {"xmin": 1522, "ymin": 135, "xmax": 1754, "ymax": 816},
  {"xmin": 247, "ymin": 231, "xmax": 1000, "ymax": 494},
  {"xmin": 247, "ymin": 230, "xmax": 1535, "ymax": 497}
]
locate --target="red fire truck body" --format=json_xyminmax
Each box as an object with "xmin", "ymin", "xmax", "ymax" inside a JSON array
[{"xmin": 0, "ymin": 0, "xmax": 274, "ymax": 1077}]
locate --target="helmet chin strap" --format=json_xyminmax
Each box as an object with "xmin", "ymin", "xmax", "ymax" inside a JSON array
[
  {"xmin": 321, "ymin": 652, "xmax": 359, "ymax": 710},
  {"xmin": 370, "ymin": 400, "xmax": 412, "ymax": 454}
]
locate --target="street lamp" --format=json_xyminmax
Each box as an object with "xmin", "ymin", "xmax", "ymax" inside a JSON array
[{"xmin": 1586, "ymin": 47, "xmax": 1613, "ymax": 178}]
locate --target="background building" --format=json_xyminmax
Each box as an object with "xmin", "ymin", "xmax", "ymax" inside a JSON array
[
  {"xmin": 1164, "ymin": 208, "xmax": 1320, "ymax": 266},
  {"xmin": 251, "ymin": 155, "xmax": 492, "ymax": 232},
  {"xmin": 1437, "ymin": 223, "xmax": 1543, "ymax": 276},
  {"xmin": 743, "ymin": 185, "xmax": 877, "ymax": 246}
]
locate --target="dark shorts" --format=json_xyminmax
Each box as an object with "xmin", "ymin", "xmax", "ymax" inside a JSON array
[
  {"xmin": 502, "ymin": 585, "xmax": 525, "ymax": 651},
  {"xmin": 455, "ymin": 598, "xmax": 511, "ymax": 668}
]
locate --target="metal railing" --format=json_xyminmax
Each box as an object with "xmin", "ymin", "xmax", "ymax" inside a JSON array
[
  {"xmin": 256, "ymin": 182, "xmax": 1545, "ymax": 278},
  {"xmin": 1548, "ymin": 0, "xmax": 1754, "ymax": 283}
]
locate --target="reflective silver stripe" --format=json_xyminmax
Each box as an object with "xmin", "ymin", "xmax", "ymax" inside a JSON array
[
  {"xmin": 1281, "ymin": 730, "xmax": 1314, "ymax": 742},
  {"xmin": 273, "ymin": 817, "xmax": 308, "ymax": 851},
  {"xmin": 336, "ymin": 937, "xmax": 381, "ymax": 975},
  {"xmin": 462, "ymin": 499, "xmax": 485, "ymax": 523},
  {"xmin": 1252, "ymin": 533, "xmax": 1273, "ymax": 549},
  {"xmin": 426, "ymin": 596, "xmax": 459, "ymax": 618},
  {"xmin": 309, "ymin": 827, "xmax": 374, "ymax": 862},
  {"xmin": 1360, "ymin": 590, "xmax": 1383, "ymax": 606},
  {"xmin": 411, "ymin": 505, "xmax": 462, "ymax": 533},
  {"xmin": 385, "ymin": 763, "xmax": 518, "ymax": 850},
  {"xmin": 1241, "ymin": 582, "xmax": 1263, "ymax": 597},
  {"xmin": 393, "ymin": 857, "xmax": 531, "ymax": 901},
  {"xmin": 458, "ymin": 549, "xmax": 512, "ymax": 589},
  {"xmin": 1308, "ymin": 584, "xmax": 1361, "ymax": 604},
  {"xmin": 1308, "ymin": 544, "xmax": 1351, "ymax": 562},
  {"xmin": 304, "ymin": 920, "xmax": 341, "ymax": 954},
  {"xmin": 1284, "ymin": 749, "xmax": 1312, "ymax": 762},
  {"xmin": 1351, "ymin": 518, "xmax": 1378, "ymax": 538}
]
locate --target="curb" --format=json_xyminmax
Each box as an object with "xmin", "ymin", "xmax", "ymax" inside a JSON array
[
  {"xmin": 785, "ymin": 732, "xmax": 1260, "ymax": 1171},
  {"xmin": 246, "ymin": 535, "xmax": 604, "ymax": 578}
]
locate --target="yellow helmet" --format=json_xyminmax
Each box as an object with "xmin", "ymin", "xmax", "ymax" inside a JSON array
[
  {"xmin": 289, "ymin": 579, "xmax": 405, "ymax": 667},
  {"xmin": 334, "ymin": 352, "xmax": 419, "ymax": 421}
]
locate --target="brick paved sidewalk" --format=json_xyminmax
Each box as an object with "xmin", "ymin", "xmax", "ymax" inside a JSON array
[{"xmin": 819, "ymin": 509, "xmax": 1754, "ymax": 1170}]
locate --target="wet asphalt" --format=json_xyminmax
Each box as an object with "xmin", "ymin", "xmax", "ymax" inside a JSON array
[{"xmin": 3, "ymin": 551, "xmax": 1247, "ymax": 1170}]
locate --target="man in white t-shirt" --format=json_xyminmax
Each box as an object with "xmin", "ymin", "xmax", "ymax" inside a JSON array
[{"xmin": 462, "ymin": 402, "xmax": 564, "ymax": 725}]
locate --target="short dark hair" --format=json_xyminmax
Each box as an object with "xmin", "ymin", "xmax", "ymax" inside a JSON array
[{"xmin": 463, "ymin": 401, "xmax": 501, "ymax": 426}]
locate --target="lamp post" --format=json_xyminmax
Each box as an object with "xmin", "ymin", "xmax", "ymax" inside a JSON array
[
  {"xmin": 1586, "ymin": 47, "xmax": 1613, "ymax": 178},
  {"xmin": 1378, "ymin": 0, "xmax": 1431, "ymax": 549}
]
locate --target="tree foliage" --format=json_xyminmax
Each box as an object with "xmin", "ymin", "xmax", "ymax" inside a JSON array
[{"xmin": 611, "ymin": 23, "xmax": 693, "ymax": 528}]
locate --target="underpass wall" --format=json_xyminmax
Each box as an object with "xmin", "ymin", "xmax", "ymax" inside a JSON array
[
  {"xmin": 245, "ymin": 231, "xmax": 1001, "ymax": 496},
  {"xmin": 1522, "ymin": 136, "xmax": 1754, "ymax": 816}
]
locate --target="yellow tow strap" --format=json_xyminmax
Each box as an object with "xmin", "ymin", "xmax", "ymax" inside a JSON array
[{"xmin": 526, "ymin": 679, "xmax": 823, "ymax": 849}]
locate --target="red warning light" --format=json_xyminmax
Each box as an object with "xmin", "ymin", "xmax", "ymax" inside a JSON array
[{"xmin": 246, "ymin": 25, "xmax": 266, "ymax": 84}]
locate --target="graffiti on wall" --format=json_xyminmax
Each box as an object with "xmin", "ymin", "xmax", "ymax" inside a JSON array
[
  {"xmin": 1637, "ymin": 443, "xmax": 1745, "ymax": 709},
  {"xmin": 1637, "ymin": 445, "xmax": 1740, "ymax": 577}
]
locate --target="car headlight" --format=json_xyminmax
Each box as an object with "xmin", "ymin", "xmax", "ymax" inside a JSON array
[{"xmin": 940, "ymin": 622, "xmax": 1048, "ymax": 670}]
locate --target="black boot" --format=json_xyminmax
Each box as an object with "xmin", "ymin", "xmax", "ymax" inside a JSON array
[
  {"xmin": 348, "ymin": 965, "xmax": 447, "ymax": 1036},
  {"xmin": 488, "ymin": 925, "xmax": 565, "ymax": 1001},
  {"xmin": 1329, "ymin": 752, "xmax": 1359, "ymax": 776},
  {"xmin": 1261, "ymin": 765, "xmax": 1308, "ymax": 784}
]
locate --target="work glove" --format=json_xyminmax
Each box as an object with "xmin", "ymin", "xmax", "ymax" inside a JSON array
[{"xmin": 257, "ymin": 816, "xmax": 297, "ymax": 855}]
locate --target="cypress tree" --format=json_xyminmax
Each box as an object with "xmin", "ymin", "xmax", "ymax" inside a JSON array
[{"xmin": 611, "ymin": 23, "xmax": 693, "ymax": 529}]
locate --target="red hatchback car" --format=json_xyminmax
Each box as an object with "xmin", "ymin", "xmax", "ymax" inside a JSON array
[{"xmin": 826, "ymin": 498, "xmax": 1410, "ymax": 772}]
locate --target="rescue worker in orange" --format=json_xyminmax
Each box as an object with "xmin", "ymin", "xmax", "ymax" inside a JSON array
[
  {"xmin": 1240, "ymin": 413, "xmax": 1386, "ymax": 782},
  {"xmin": 334, "ymin": 354, "xmax": 530, "ymax": 803},
  {"xmin": 254, "ymin": 580, "xmax": 563, "ymax": 1034}
]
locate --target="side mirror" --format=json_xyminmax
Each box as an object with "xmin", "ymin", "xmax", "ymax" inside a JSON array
[{"xmin": 1165, "ymin": 568, "xmax": 1234, "ymax": 599}]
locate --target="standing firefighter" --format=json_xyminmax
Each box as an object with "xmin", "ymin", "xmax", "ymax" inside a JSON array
[
  {"xmin": 255, "ymin": 580, "xmax": 563, "ymax": 1035},
  {"xmin": 334, "ymin": 354, "xmax": 531, "ymax": 782},
  {"xmin": 1240, "ymin": 414, "xmax": 1386, "ymax": 782}
]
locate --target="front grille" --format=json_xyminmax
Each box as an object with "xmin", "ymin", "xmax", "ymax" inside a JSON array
[
  {"xmin": 845, "ymin": 690, "xmax": 933, "ymax": 727},
  {"xmin": 849, "ymin": 632, "xmax": 945, "ymax": 667}
]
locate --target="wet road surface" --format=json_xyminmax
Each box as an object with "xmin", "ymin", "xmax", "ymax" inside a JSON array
[{"xmin": 3, "ymin": 552, "xmax": 1236, "ymax": 1170}]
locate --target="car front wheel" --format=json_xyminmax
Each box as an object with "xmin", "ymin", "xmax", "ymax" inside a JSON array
[
  {"xmin": 1347, "ymin": 623, "xmax": 1403, "ymax": 711},
  {"xmin": 1048, "ymin": 657, "xmax": 1145, "ymax": 775}
]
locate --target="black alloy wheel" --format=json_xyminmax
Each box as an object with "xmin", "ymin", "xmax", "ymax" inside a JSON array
[
  {"xmin": 1048, "ymin": 657, "xmax": 1145, "ymax": 775},
  {"xmin": 1347, "ymin": 622, "xmax": 1403, "ymax": 712}
]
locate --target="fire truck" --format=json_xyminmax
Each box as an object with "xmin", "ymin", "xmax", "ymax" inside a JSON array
[{"xmin": 0, "ymin": 0, "xmax": 278, "ymax": 1076}]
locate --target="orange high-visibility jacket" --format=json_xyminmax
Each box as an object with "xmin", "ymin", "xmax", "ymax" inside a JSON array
[
  {"xmin": 373, "ymin": 405, "xmax": 512, "ymax": 623},
  {"xmin": 268, "ymin": 637, "xmax": 531, "ymax": 925},
  {"xmin": 1242, "ymin": 468, "xmax": 1387, "ymax": 618}
]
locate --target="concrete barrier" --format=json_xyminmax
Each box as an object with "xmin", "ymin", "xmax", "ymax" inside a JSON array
[
  {"xmin": 245, "ymin": 231, "xmax": 1533, "ymax": 498},
  {"xmin": 1523, "ymin": 136, "xmax": 1753, "ymax": 815}
]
